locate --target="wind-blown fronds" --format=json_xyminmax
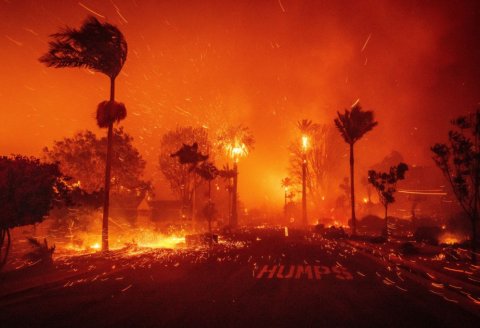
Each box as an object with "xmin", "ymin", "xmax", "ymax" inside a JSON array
[
  {"xmin": 39, "ymin": 16, "xmax": 127, "ymax": 79},
  {"xmin": 334, "ymin": 103, "xmax": 378, "ymax": 144},
  {"xmin": 96, "ymin": 100, "xmax": 127, "ymax": 128}
]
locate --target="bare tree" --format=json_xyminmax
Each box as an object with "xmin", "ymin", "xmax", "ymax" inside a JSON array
[{"xmin": 368, "ymin": 163, "xmax": 408, "ymax": 238}]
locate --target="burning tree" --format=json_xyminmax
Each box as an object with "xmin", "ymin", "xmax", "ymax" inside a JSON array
[
  {"xmin": 43, "ymin": 128, "xmax": 150, "ymax": 227},
  {"xmin": 368, "ymin": 163, "xmax": 408, "ymax": 238},
  {"xmin": 159, "ymin": 126, "xmax": 211, "ymax": 217},
  {"xmin": 40, "ymin": 16, "xmax": 128, "ymax": 252},
  {"xmin": 216, "ymin": 125, "xmax": 255, "ymax": 227},
  {"xmin": 335, "ymin": 102, "xmax": 378, "ymax": 235},
  {"xmin": 288, "ymin": 122, "xmax": 344, "ymax": 214},
  {"xmin": 0, "ymin": 156, "xmax": 69, "ymax": 269},
  {"xmin": 432, "ymin": 111, "xmax": 480, "ymax": 262}
]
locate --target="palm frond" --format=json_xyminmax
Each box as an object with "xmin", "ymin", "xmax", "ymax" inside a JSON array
[
  {"xmin": 39, "ymin": 16, "xmax": 127, "ymax": 79},
  {"xmin": 334, "ymin": 103, "xmax": 378, "ymax": 144},
  {"xmin": 96, "ymin": 101, "xmax": 127, "ymax": 128}
]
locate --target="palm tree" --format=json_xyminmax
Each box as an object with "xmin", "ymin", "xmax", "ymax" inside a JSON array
[
  {"xmin": 297, "ymin": 119, "xmax": 313, "ymax": 226},
  {"xmin": 216, "ymin": 125, "xmax": 255, "ymax": 227},
  {"xmin": 281, "ymin": 177, "xmax": 293, "ymax": 218},
  {"xmin": 334, "ymin": 103, "xmax": 378, "ymax": 235},
  {"xmin": 40, "ymin": 16, "xmax": 128, "ymax": 251}
]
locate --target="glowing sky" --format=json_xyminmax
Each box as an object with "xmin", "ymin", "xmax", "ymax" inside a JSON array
[{"xmin": 1, "ymin": 0, "xmax": 479, "ymax": 206}]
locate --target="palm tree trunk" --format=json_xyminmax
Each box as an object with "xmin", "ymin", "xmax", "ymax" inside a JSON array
[
  {"xmin": 192, "ymin": 178, "xmax": 196, "ymax": 224},
  {"xmin": 102, "ymin": 77, "xmax": 115, "ymax": 252},
  {"xmin": 472, "ymin": 218, "xmax": 477, "ymax": 263},
  {"xmin": 208, "ymin": 180, "xmax": 213, "ymax": 246},
  {"xmin": 0, "ymin": 228, "xmax": 11, "ymax": 269},
  {"xmin": 231, "ymin": 162, "xmax": 238, "ymax": 227},
  {"xmin": 384, "ymin": 205, "xmax": 388, "ymax": 239},
  {"xmin": 302, "ymin": 155, "xmax": 307, "ymax": 226},
  {"xmin": 350, "ymin": 143, "xmax": 356, "ymax": 235}
]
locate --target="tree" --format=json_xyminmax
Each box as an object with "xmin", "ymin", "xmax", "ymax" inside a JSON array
[
  {"xmin": 297, "ymin": 120, "xmax": 312, "ymax": 226},
  {"xmin": 43, "ymin": 128, "xmax": 150, "ymax": 212},
  {"xmin": 0, "ymin": 156, "xmax": 69, "ymax": 269},
  {"xmin": 159, "ymin": 126, "xmax": 211, "ymax": 215},
  {"xmin": 432, "ymin": 110, "xmax": 480, "ymax": 262},
  {"xmin": 281, "ymin": 177, "xmax": 295, "ymax": 218},
  {"xmin": 368, "ymin": 163, "xmax": 408, "ymax": 238},
  {"xmin": 216, "ymin": 125, "xmax": 255, "ymax": 227},
  {"xmin": 334, "ymin": 103, "xmax": 378, "ymax": 235},
  {"xmin": 195, "ymin": 161, "xmax": 220, "ymax": 239},
  {"xmin": 288, "ymin": 123, "xmax": 344, "ymax": 212},
  {"xmin": 40, "ymin": 16, "xmax": 128, "ymax": 251}
]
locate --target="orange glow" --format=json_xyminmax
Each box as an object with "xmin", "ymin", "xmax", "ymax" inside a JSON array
[
  {"xmin": 90, "ymin": 243, "xmax": 100, "ymax": 250},
  {"xmin": 439, "ymin": 233, "xmax": 465, "ymax": 245},
  {"xmin": 226, "ymin": 141, "xmax": 248, "ymax": 163},
  {"xmin": 301, "ymin": 135, "xmax": 309, "ymax": 152},
  {"xmin": 0, "ymin": 1, "xmax": 479, "ymax": 209}
]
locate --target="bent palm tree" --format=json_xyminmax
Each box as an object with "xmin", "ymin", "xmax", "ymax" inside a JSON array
[
  {"xmin": 40, "ymin": 16, "xmax": 128, "ymax": 251},
  {"xmin": 334, "ymin": 103, "xmax": 377, "ymax": 235}
]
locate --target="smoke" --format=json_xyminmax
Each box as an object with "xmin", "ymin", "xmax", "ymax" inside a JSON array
[{"xmin": 0, "ymin": 0, "xmax": 479, "ymax": 207}]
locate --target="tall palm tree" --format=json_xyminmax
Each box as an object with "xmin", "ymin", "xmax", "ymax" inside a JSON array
[
  {"xmin": 334, "ymin": 103, "xmax": 377, "ymax": 235},
  {"xmin": 40, "ymin": 16, "xmax": 128, "ymax": 251},
  {"xmin": 297, "ymin": 119, "xmax": 313, "ymax": 226},
  {"xmin": 216, "ymin": 125, "xmax": 255, "ymax": 227}
]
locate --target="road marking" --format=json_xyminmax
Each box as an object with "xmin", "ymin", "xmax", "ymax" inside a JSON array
[{"xmin": 256, "ymin": 264, "xmax": 353, "ymax": 280}]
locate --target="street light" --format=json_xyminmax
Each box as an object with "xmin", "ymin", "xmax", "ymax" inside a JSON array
[{"xmin": 301, "ymin": 134, "xmax": 309, "ymax": 226}]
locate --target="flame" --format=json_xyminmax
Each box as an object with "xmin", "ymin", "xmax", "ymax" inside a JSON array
[
  {"xmin": 362, "ymin": 197, "xmax": 368, "ymax": 203},
  {"xmin": 301, "ymin": 135, "xmax": 309, "ymax": 151},
  {"xmin": 90, "ymin": 242, "xmax": 100, "ymax": 250},
  {"xmin": 225, "ymin": 140, "xmax": 248, "ymax": 162},
  {"xmin": 439, "ymin": 233, "xmax": 464, "ymax": 245}
]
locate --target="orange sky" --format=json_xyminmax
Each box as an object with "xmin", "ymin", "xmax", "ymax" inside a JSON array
[{"xmin": 1, "ymin": 0, "xmax": 479, "ymax": 207}]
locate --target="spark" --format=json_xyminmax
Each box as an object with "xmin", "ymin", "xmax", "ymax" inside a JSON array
[
  {"xmin": 5, "ymin": 35, "xmax": 23, "ymax": 46},
  {"xmin": 121, "ymin": 284, "xmax": 132, "ymax": 292},
  {"xmin": 398, "ymin": 189, "xmax": 447, "ymax": 196},
  {"xmin": 278, "ymin": 0, "xmax": 286, "ymax": 13},
  {"xmin": 78, "ymin": 2, "xmax": 106, "ymax": 18},
  {"xmin": 431, "ymin": 282, "xmax": 444, "ymax": 289},
  {"xmin": 361, "ymin": 33, "xmax": 371, "ymax": 52},
  {"xmin": 111, "ymin": 0, "xmax": 128, "ymax": 23},
  {"xmin": 23, "ymin": 27, "xmax": 39, "ymax": 36},
  {"xmin": 443, "ymin": 296, "xmax": 458, "ymax": 303},
  {"xmin": 467, "ymin": 294, "xmax": 480, "ymax": 305}
]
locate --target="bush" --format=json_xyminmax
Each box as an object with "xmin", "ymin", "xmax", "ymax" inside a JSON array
[
  {"xmin": 414, "ymin": 226, "xmax": 441, "ymax": 245},
  {"xmin": 25, "ymin": 238, "xmax": 55, "ymax": 265},
  {"xmin": 323, "ymin": 226, "xmax": 347, "ymax": 239},
  {"xmin": 400, "ymin": 242, "xmax": 419, "ymax": 255}
]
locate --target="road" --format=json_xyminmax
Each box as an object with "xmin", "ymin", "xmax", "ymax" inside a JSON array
[{"xmin": 1, "ymin": 228, "xmax": 479, "ymax": 327}]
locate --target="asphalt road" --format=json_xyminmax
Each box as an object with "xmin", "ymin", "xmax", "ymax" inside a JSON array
[{"xmin": 1, "ymin": 228, "xmax": 479, "ymax": 327}]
